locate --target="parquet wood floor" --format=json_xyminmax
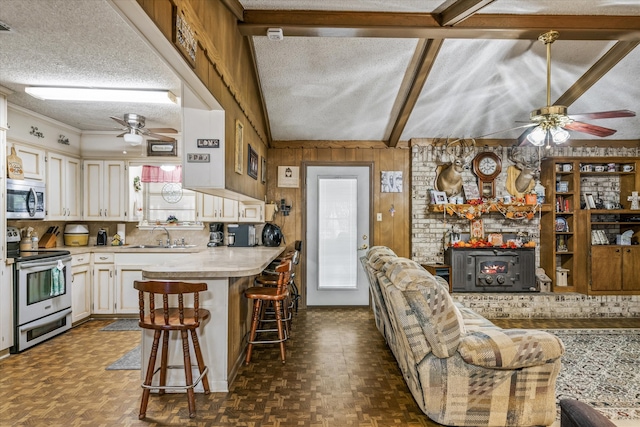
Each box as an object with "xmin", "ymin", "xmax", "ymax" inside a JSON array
[{"xmin": 0, "ymin": 307, "xmax": 636, "ymax": 427}]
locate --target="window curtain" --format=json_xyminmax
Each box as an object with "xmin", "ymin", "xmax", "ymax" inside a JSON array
[{"xmin": 140, "ymin": 165, "xmax": 182, "ymax": 183}]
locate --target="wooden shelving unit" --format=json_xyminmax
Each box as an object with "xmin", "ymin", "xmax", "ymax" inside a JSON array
[{"xmin": 541, "ymin": 157, "xmax": 640, "ymax": 295}]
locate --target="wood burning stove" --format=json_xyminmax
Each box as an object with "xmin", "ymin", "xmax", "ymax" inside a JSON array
[{"xmin": 445, "ymin": 247, "xmax": 536, "ymax": 292}]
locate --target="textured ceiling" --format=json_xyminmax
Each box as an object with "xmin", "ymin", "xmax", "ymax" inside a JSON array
[
  {"xmin": 0, "ymin": 0, "xmax": 181, "ymax": 134},
  {"xmin": 0, "ymin": 0, "xmax": 639, "ymax": 152},
  {"xmin": 240, "ymin": 0, "xmax": 640, "ymax": 144}
]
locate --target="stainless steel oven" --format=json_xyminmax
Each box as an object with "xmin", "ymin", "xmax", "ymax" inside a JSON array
[{"xmin": 7, "ymin": 227, "xmax": 72, "ymax": 352}]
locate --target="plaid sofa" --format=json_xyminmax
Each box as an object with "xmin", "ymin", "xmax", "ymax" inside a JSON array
[{"xmin": 363, "ymin": 246, "xmax": 565, "ymax": 427}]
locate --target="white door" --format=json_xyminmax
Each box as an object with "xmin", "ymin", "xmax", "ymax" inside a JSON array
[{"xmin": 306, "ymin": 166, "xmax": 370, "ymax": 305}]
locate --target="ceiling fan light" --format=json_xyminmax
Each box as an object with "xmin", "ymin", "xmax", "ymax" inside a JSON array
[
  {"xmin": 527, "ymin": 126, "xmax": 546, "ymax": 146},
  {"xmin": 551, "ymin": 127, "xmax": 570, "ymax": 144},
  {"xmin": 123, "ymin": 132, "xmax": 144, "ymax": 146}
]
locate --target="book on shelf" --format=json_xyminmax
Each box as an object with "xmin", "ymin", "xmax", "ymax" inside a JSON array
[
  {"xmin": 591, "ymin": 229, "xmax": 609, "ymax": 245},
  {"xmin": 584, "ymin": 193, "xmax": 596, "ymax": 209},
  {"xmin": 556, "ymin": 196, "xmax": 571, "ymax": 212}
]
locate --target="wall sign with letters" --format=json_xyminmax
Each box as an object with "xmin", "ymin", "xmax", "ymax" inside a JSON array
[{"xmin": 197, "ymin": 139, "xmax": 219, "ymax": 148}]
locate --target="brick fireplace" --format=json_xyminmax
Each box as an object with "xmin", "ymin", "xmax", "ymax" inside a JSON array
[{"xmin": 445, "ymin": 247, "xmax": 536, "ymax": 292}]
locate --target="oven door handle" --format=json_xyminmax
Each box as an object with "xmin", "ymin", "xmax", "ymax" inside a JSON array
[
  {"xmin": 16, "ymin": 255, "xmax": 72, "ymax": 270},
  {"xmin": 19, "ymin": 308, "xmax": 72, "ymax": 333}
]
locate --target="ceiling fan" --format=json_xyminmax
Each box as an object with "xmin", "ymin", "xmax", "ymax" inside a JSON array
[
  {"xmin": 515, "ymin": 30, "xmax": 635, "ymax": 147},
  {"xmin": 111, "ymin": 113, "xmax": 177, "ymax": 145}
]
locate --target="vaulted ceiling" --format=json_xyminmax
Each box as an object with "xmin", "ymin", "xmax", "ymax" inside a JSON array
[{"xmin": 1, "ymin": 0, "xmax": 639, "ymax": 152}]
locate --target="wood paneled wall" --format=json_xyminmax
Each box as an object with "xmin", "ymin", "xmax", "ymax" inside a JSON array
[
  {"xmin": 137, "ymin": 0, "xmax": 268, "ymax": 200},
  {"xmin": 266, "ymin": 146, "xmax": 411, "ymax": 306},
  {"xmin": 267, "ymin": 146, "xmax": 411, "ymax": 257}
]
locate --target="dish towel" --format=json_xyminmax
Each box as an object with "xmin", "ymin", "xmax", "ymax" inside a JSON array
[{"xmin": 50, "ymin": 260, "xmax": 66, "ymax": 296}]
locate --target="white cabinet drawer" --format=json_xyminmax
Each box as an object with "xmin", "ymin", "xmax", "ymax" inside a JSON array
[
  {"xmin": 93, "ymin": 253, "xmax": 115, "ymax": 264},
  {"xmin": 71, "ymin": 253, "xmax": 90, "ymax": 266}
]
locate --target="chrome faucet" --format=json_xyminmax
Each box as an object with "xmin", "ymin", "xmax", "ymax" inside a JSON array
[{"xmin": 151, "ymin": 226, "xmax": 171, "ymax": 247}]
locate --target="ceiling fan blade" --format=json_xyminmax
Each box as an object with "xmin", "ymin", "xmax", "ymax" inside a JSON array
[
  {"xmin": 564, "ymin": 121, "xmax": 617, "ymax": 137},
  {"xmin": 147, "ymin": 132, "xmax": 176, "ymax": 142},
  {"xmin": 567, "ymin": 109, "xmax": 636, "ymax": 121},
  {"xmin": 116, "ymin": 132, "xmax": 126, "ymax": 138},
  {"xmin": 110, "ymin": 116, "xmax": 129, "ymax": 127},
  {"xmin": 146, "ymin": 127, "xmax": 178, "ymax": 134},
  {"xmin": 517, "ymin": 126, "xmax": 536, "ymax": 146},
  {"xmin": 474, "ymin": 123, "xmax": 537, "ymax": 139}
]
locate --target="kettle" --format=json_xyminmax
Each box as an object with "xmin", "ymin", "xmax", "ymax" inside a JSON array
[
  {"xmin": 262, "ymin": 223, "xmax": 284, "ymax": 247},
  {"xmin": 97, "ymin": 229, "xmax": 108, "ymax": 246}
]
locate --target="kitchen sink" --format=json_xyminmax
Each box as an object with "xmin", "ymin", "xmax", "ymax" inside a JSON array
[{"xmin": 124, "ymin": 244, "xmax": 198, "ymax": 249}]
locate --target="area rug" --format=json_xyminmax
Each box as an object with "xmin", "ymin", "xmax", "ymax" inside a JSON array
[
  {"xmin": 547, "ymin": 329, "xmax": 640, "ymax": 420},
  {"xmin": 106, "ymin": 345, "xmax": 141, "ymax": 370},
  {"xmin": 100, "ymin": 319, "xmax": 140, "ymax": 331}
]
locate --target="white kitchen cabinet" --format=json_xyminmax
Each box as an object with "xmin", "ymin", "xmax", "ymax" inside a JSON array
[
  {"xmin": 197, "ymin": 193, "xmax": 238, "ymax": 222},
  {"xmin": 47, "ymin": 152, "xmax": 82, "ymax": 220},
  {"xmin": 115, "ymin": 264, "xmax": 145, "ymax": 314},
  {"xmin": 71, "ymin": 254, "xmax": 91, "ymax": 324},
  {"xmin": 238, "ymin": 201, "xmax": 265, "ymax": 223},
  {"xmin": 92, "ymin": 253, "xmax": 115, "ymax": 314},
  {"xmin": 83, "ymin": 160, "xmax": 127, "ymax": 221},
  {"xmin": 9, "ymin": 143, "xmax": 46, "ymax": 180},
  {"xmin": 112, "ymin": 253, "xmax": 190, "ymax": 314},
  {"xmin": 0, "ymin": 264, "xmax": 13, "ymax": 352}
]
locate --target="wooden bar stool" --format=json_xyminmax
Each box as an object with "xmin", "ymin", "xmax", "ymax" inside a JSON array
[
  {"xmin": 244, "ymin": 259, "xmax": 292, "ymax": 364},
  {"xmin": 133, "ymin": 280, "xmax": 210, "ymax": 419}
]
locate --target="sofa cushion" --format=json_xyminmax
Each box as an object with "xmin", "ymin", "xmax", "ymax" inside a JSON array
[
  {"xmin": 385, "ymin": 259, "xmax": 432, "ymax": 290},
  {"xmin": 458, "ymin": 328, "xmax": 565, "ymax": 369},
  {"xmin": 403, "ymin": 282, "xmax": 463, "ymax": 358}
]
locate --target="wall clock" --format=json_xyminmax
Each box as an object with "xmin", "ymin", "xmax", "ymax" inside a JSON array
[{"xmin": 472, "ymin": 152, "xmax": 502, "ymax": 198}]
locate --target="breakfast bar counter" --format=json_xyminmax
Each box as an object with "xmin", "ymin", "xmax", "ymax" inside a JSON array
[{"xmin": 140, "ymin": 246, "xmax": 285, "ymax": 392}]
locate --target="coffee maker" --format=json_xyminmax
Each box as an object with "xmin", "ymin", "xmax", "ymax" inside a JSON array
[{"xmin": 207, "ymin": 223, "xmax": 224, "ymax": 247}]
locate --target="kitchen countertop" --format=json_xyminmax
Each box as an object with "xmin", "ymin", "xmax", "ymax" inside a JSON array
[
  {"xmin": 60, "ymin": 245, "xmax": 205, "ymax": 255},
  {"xmin": 142, "ymin": 246, "xmax": 285, "ymax": 279}
]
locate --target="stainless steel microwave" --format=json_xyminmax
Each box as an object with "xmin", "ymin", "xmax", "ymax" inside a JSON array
[{"xmin": 6, "ymin": 178, "xmax": 46, "ymax": 219}]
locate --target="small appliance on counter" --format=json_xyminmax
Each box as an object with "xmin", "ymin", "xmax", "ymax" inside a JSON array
[
  {"xmin": 64, "ymin": 224, "xmax": 89, "ymax": 246},
  {"xmin": 96, "ymin": 228, "xmax": 108, "ymax": 246},
  {"xmin": 262, "ymin": 223, "xmax": 284, "ymax": 247},
  {"xmin": 208, "ymin": 223, "xmax": 224, "ymax": 247},
  {"xmin": 227, "ymin": 224, "xmax": 256, "ymax": 247}
]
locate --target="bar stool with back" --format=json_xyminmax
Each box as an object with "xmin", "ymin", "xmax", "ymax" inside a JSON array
[
  {"xmin": 133, "ymin": 280, "xmax": 211, "ymax": 419},
  {"xmin": 244, "ymin": 259, "xmax": 293, "ymax": 364}
]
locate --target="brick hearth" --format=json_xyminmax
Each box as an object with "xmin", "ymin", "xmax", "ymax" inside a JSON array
[{"xmin": 452, "ymin": 293, "xmax": 640, "ymax": 319}]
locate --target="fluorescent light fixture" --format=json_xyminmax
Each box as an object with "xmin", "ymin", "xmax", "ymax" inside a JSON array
[
  {"xmin": 123, "ymin": 132, "xmax": 144, "ymax": 146},
  {"xmin": 25, "ymin": 86, "xmax": 177, "ymax": 104}
]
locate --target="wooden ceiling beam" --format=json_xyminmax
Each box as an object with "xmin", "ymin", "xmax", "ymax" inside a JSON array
[
  {"xmin": 238, "ymin": 11, "xmax": 640, "ymax": 40},
  {"xmin": 555, "ymin": 41, "xmax": 640, "ymax": 107},
  {"xmin": 269, "ymin": 140, "xmax": 409, "ymax": 149},
  {"xmin": 438, "ymin": 0, "xmax": 497, "ymax": 26},
  {"xmin": 387, "ymin": 39, "xmax": 444, "ymax": 148}
]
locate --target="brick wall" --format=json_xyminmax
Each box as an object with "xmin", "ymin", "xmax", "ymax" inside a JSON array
[{"xmin": 411, "ymin": 144, "xmax": 640, "ymax": 266}]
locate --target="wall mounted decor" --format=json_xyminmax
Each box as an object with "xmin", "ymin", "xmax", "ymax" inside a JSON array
[
  {"xmin": 278, "ymin": 166, "xmax": 299, "ymax": 188},
  {"xmin": 247, "ymin": 144, "xmax": 258, "ymax": 180},
  {"xmin": 235, "ymin": 120, "xmax": 243, "ymax": 174},
  {"xmin": 147, "ymin": 140, "xmax": 177, "ymax": 157},
  {"xmin": 173, "ymin": 9, "xmax": 196, "ymax": 67},
  {"xmin": 381, "ymin": 171, "xmax": 403, "ymax": 193},
  {"xmin": 261, "ymin": 157, "xmax": 267, "ymax": 184}
]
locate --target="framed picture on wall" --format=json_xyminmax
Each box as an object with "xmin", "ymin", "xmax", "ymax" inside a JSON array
[
  {"xmin": 432, "ymin": 190, "xmax": 448, "ymax": 205},
  {"xmin": 247, "ymin": 145, "xmax": 258, "ymax": 180},
  {"xmin": 234, "ymin": 120, "xmax": 243, "ymax": 174},
  {"xmin": 261, "ymin": 156, "xmax": 267, "ymax": 184}
]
